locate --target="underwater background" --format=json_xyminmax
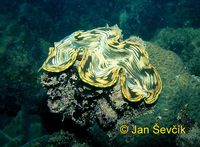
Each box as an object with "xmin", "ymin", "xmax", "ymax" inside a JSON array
[{"xmin": 0, "ymin": 0, "xmax": 200, "ymax": 146}]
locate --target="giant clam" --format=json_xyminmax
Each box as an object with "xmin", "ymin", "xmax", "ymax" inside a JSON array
[{"xmin": 40, "ymin": 25, "xmax": 162, "ymax": 104}]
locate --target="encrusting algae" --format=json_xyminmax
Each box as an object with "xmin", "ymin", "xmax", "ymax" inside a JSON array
[{"xmin": 40, "ymin": 25, "xmax": 162, "ymax": 104}]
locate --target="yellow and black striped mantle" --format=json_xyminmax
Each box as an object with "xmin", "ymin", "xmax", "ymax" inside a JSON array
[{"xmin": 40, "ymin": 25, "xmax": 162, "ymax": 104}]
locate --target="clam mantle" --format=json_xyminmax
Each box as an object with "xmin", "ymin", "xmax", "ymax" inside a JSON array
[{"xmin": 40, "ymin": 25, "xmax": 162, "ymax": 104}]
